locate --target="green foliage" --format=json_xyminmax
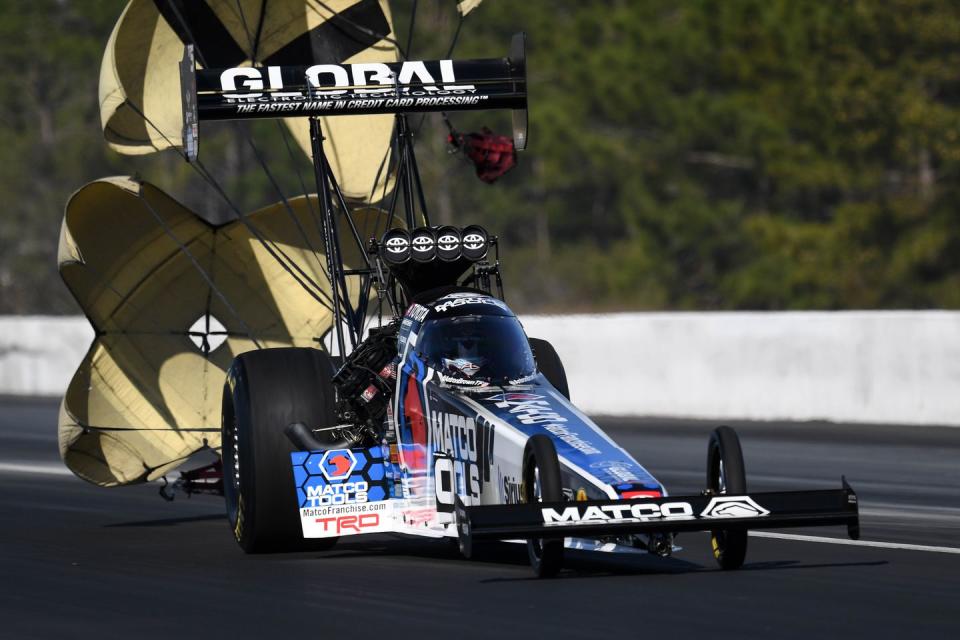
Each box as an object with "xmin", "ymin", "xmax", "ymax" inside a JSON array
[
  {"xmin": 2, "ymin": 0, "xmax": 960, "ymax": 312},
  {"xmin": 431, "ymin": 0, "xmax": 960, "ymax": 310},
  {"xmin": 0, "ymin": 1, "xmax": 123, "ymax": 312}
]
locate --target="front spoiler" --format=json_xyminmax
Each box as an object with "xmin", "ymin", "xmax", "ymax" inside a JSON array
[{"xmin": 456, "ymin": 477, "xmax": 859, "ymax": 542}]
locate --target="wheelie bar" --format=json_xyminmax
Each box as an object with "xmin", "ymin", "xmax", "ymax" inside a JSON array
[{"xmin": 455, "ymin": 477, "xmax": 859, "ymax": 543}]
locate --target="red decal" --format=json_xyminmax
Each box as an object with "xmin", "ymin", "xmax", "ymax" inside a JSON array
[
  {"xmin": 330, "ymin": 455, "xmax": 350, "ymax": 477},
  {"xmin": 329, "ymin": 454, "xmax": 353, "ymax": 477},
  {"xmin": 358, "ymin": 514, "xmax": 379, "ymax": 528},
  {"xmin": 403, "ymin": 380, "xmax": 428, "ymax": 470},
  {"xmin": 315, "ymin": 514, "xmax": 380, "ymax": 534},
  {"xmin": 622, "ymin": 490, "xmax": 662, "ymax": 499},
  {"xmin": 316, "ymin": 517, "xmax": 337, "ymax": 532},
  {"xmin": 339, "ymin": 515, "xmax": 359, "ymax": 532}
]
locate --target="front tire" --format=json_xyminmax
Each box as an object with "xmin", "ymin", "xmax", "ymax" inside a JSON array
[
  {"xmin": 529, "ymin": 338, "xmax": 570, "ymax": 400},
  {"xmin": 706, "ymin": 425, "xmax": 748, "ymax": 569},
  {"xmin": 222, "ymin": 347, "xmax": 340, "ymax": 553},
  {"xmin": 524, "ymin": 434, "xmax": 565, "ymax": 578}
]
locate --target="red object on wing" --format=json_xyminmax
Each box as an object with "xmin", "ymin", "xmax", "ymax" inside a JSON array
[
  {"xmin": 622, "ymin": 490, "xmax": 663, "ymax": 499},
  {"xmin": 448, "ymin": 127, "xmax": 517, "ymax": 183}
]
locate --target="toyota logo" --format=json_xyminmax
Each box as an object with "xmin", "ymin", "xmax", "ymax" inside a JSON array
[
  {"xmin": 412, "ymin": 236, "xmax": 434, "ymax": 252},
  {"xmin": 385, "ymin": 237, "xmax": 408, "ymax": 253},
  {"xmin": 438, "ymin": 234, "xmax": 458, "ymax": 250},
  {"xmin": 463, "ymin": 233, "xmax": 484, "ymax": 250}
]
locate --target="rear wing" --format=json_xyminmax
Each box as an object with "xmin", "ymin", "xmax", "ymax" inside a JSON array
[
  {"xmin": 456, "ymin": 479, "xmax": 860, "ymax": 544},
  {"xmin": 180, "ymin": 33, "xmax": 528, "ymax": 161}
]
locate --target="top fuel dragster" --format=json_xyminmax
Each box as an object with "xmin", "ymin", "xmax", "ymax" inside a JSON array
[{"xmin": 174, "ymin": 33, "xmax": 859, "ymax": 577}]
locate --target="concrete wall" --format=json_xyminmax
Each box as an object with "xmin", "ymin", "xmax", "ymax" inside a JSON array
[
  {"xmin": 0, "ymin": 317, "xmax": 93, "ymax": 397},
  {"xmin": 522, "ymin": 311, "xmax": 960, "ymax": 425},
  {"xmin": 2, "ymin": 313, "xmax": 957, "ymax": 425}
]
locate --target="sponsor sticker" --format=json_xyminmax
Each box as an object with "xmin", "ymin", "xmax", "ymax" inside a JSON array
[
  {"xmin": 462, "ymin": 232, "xmax": 485, "ymax": 251},
  {"xmin": 437, "ymin": 233, "xmax": 459, "ymax": 252},
  {"xmin": 292, "ymin": 447, "xmax": 392, "ymax": 511},
  {"xmin": 220, "ymin": 60, "xmax": 478, "ymax": 103},
  {"xmin": 541, "ymin": 497, "xmax": 771, "ymax": 527},
  {"xmin": 542, "ymin": 502, "xmax": 696, "ymax": 526},
  {"xmin": 437, "ymin": 372, "xmax": 489, "ymax": 387},
  {"xmin": 487, "ymin": 393, "xmax": 601, "ymax": 456},
  {"xmin": 433, "ymin": 296, "xmax": 509, "ymax": 313},
  {"xmin": 411, "ymin": 234, "xmax": 435, "ymax": 254},
  {"xmin": 385, "ymin": 235, "xmax": 409, "ymax": 254},
  {"xmin": 428, "ymin": 411, "xmax": 496, "ymax": 499},
  {"xmin": 306, "ymin": 481, "xmax": 369, "ymax": 506},
  {"xmin": 442, "ymin": 357, "xmax": 483, "ymax": 377},
  {"xmin": 589, "ymin": 460, "xmax": 642, "ymax": 483},
  {"xmin": 405, "ymin": 303, "xmax": 429, "ymax": 322},
  {"xmin": 699, "ymin": 496, "xmax": 770, "ymax": 518},
  {"xmin": 300, "ymin": 501, "xmax": 394, "ymax": 538},
  {"xmin": 319, "ymin": 449, "xmax": 357, "ymax": 481},
  {"xmin": 502, "ymin": 475, "xmax": 522, "ymax": 504}
]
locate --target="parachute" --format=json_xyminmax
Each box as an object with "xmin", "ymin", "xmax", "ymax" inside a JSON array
[
  {"xmin": 59, "ymin": 177, "xmax": 388, "ymax": 486},
  {"xmin": 61, "ymin": 0, "xmax": 405, "ymax": 486},
  {"xmin": 59, "ymin": 0, "xmax": 521, "ymax": 487}
]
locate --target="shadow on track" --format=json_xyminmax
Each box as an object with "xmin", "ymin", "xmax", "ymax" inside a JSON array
[
  {"xmin": 105, "ymin": 514, "xmax": 224, "ymax": 528},
  {"xmin": 99, "ymin": 514, "xmax": 890, "ymax": 583},
  {"xmin": 479, "ymin": 555, "xmax": 888, "ymax": 583},
  {"xmin": 278, "ymin": 537, "xmax": 710, "ymax": 580},
  {"xmin": 741, "ymin": 559, "xmax": 888, "ymax": 572}
]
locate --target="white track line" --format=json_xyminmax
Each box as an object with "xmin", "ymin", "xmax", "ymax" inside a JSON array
[
  {"xmin": 0, "ymin": 462, "xmax": 72, "ymax": 476},
  {"xmin": 749, "ymin": 531, "xmax": 960, "ymax": 555}
]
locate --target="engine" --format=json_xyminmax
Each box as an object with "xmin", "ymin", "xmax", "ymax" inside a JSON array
[{"xmin": 332, "ymin": 322, "xmax": 399, "ymax": 434}]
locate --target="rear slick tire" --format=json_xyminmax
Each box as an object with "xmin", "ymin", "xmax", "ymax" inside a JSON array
[
  {"xmin": 524, "ymin": 434, "xmax": 565, "ymax": 578},
  {"xmin": 706, "ymin": 425, "xmax": 748, "ymax": 569},
  {"xmin": 222, "ymin": 347, "xmax": 340, "ymax": 553}
]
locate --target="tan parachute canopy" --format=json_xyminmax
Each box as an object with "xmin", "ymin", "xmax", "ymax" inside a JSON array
[
  {"xmin": 62, "ymin": 0, "xmax": 478, "ymax": 486},
  {"xmin": 100, "ymin": 0, "xmax": 398, "ymax": 200},
  {"xmin": 58, "ymin": 178, "xmax": 388, "ymax": 486}
]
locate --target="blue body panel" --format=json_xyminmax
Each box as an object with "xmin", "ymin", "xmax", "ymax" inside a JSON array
[
  {"xmin": 391, "ymin": 294, "xmax": 665, "ymax": 504},
  {"xmin": 437, "ymin": 380, "xmax": 665, "ymax": 496}
]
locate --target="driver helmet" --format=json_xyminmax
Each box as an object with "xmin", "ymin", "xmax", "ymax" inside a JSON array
[{"xmin": 415, "ymin": 291, "xmax": 535, "ymax": 384}]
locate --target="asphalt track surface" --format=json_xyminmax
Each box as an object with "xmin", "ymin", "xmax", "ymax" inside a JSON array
[{"xmin": 1, "ymin": 397, "xmax": 958, "ymax": 639}]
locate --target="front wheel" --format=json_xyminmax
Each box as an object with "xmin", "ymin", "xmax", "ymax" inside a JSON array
[
  {"xmin": 524, "ymin": 435, "xmax": 565, "ymax": 578},
  {"xmin": 706, "ymin": 425, "xmax": 748, "ymax": 569}
]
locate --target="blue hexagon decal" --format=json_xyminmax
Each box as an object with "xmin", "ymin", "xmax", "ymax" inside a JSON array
[
  {"xmin": 353, "ymin": 451, "xmax": 368, "ymax": 470},
  {"xmin": 305, "ymin": 452, "xmax": 325, "ymax": 476},
  {"xmin": 367, "ymin": 462, "xmax": 385, "ymax": 481},
  {"xmin": 293, "ymin": 465, "xmax": 309, "ymax": 488}
]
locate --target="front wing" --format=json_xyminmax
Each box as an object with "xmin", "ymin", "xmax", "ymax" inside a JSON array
[{"xmin": 456, "ymin": 478, "xmax": 859, "ymax": 543}]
